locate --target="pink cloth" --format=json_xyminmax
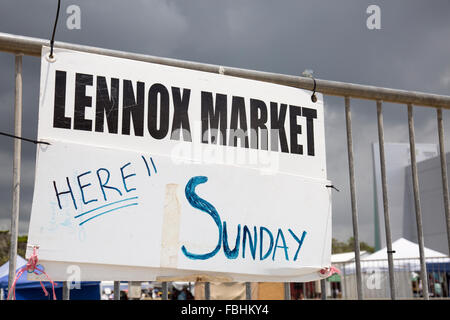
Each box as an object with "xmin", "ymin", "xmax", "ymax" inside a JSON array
[{"xmin": 319, "ymin": 266, "xmax": 341, "ymax": 278}]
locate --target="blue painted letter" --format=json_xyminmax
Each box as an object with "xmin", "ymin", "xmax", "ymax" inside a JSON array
[
  {"xmin": 223, "ymin": 222, "xmax": 241, "ymax": 259},
  {"xmin": 53, "ymin": 177, "xmax": 77, "ymax": 210},
  {"xmin": 182, "ymin": 176, "xmax": 222, "ymax": 260},
  {"xmin": 96, "ymin": 168, "xmax": 123, "ymax": 201},
  {"xmin": 242, "ymin": 225, "xmax": 257, "ymax": 260},
  {"xmin": 77, "ymin": 171, "xmax": 97, "ymax": 205},
  {"xmin": 259, "ymin": 226, "xmax": 274, "ymax": 260},
  {"xmin": 288, "ymin": 229, "xmax": 307, "ymax": 261},
  {"xmin": 120, "ymin": 162, "xmax": 136, "ymax": 193},
  {"xmin": 272, "ymin": 228, "xmax": 289, "ymax": 261}
]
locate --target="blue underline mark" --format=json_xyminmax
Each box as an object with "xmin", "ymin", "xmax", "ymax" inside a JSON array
[
  {"xmin": 78, "ymin": 202, "xmax": 139, "ymax": 226},
  {"xmin": 74, "ymin": 196, "xmax": 139, "ymax": 219}
]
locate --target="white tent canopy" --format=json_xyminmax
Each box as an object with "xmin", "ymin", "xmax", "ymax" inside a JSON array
[
  {"xmin": 364, "ymin": 238, "xmax": 447, "ymax": 260},
  {"xmin": 342, "ymin": 238, "xmax": 449, "ymax": 274},
  {"xmin": 331, "ymin": 251, "xmax": 370, "ymax": 264},
  {"xmin": 0, "ymin": 255, "xmax": 27, "ymax": 281}
]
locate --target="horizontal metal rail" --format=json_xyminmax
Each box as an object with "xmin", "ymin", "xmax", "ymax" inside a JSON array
[
  {"xmin": 344, "ymin": 256, "xmax": 447, "ymax": 263},
  {"xmin": 1, "ymin": 32, "xmax": 450, "ymax": 108}
]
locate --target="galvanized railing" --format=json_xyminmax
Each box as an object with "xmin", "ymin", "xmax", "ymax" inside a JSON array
[
  {"xmin": 1, "ymin": 31, "xmax": 450, "ymax": 300},
  {"xmin": 331, "ymin": 257, "xmax": 450, "ymax": 300}
]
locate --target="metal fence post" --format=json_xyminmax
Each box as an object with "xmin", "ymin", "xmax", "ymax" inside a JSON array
[
  {"xmin": 342, "ymin": 263, "xmax": 348, "ymax": 299},
  {"xmin": 114, "ymin": 281, "xmax": 120, "ymax": 300},
  {"xmin": 7, "ymin": 54, "xmax": 22, "ymax": 299},
  {"xmin": 344, "ymin": 96, "xmax": 363, "ymax": 300},
  {"xmin": 407, "ymin": 104, "xmax": 429, "ymax": 300},
  {"xmin": 436, "ymin": 108, "xmax": 450, "ymax": 255},
  {"xmin": 162, "ymin": 281, "xmax": 168, "ymax": 300},
  {"xmin": 284, "ymin": 282, "xmax": 291, "ymax": 300},
  {"xmin": 376, "ymin": 100, "xmax": 396, "ymax": 300},
  {"xmin": 320, "ymin": 280, "xmax": 327, "ymax": 300},
  {"xmin": 245, "ymin": 282, "xmax": 252, "ymax": 300},
  {"xmin": 63, "ymin": 281, "xmax": 70, "ymax": 300},
  {"xmin": 204, "ymin": 282, "xmax": 210, "ymax": 300}
]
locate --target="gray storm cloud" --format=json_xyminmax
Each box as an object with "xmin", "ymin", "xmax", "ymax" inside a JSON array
[{"xmin": 0, "ymin": 0, "xmax": 449, "ymax": 245}]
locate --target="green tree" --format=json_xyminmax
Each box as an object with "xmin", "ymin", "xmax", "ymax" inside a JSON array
[
  {"xmin": 0, "ymin": 231, "xmax": 28, "ymax": 265},
  {"xmin": 332, "ymin": 237, "xmax": 374, "ymax": 254}
]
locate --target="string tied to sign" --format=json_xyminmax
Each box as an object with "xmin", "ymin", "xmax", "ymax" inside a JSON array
[
  {"xmin": 310, "ymin": 77, "xmax": 317, "ymax": 103},
  {"xmin": 301, "ymin": 69, "xmax": 318, "ymax": 103},
  {"xmin": 49, "ymin": 0, "xmax": 62, "ymax": 59},
  {"xmin": 0, "ymin": 131, "xmax": 50, "ymax": 145},
  {"xmin": 7, "ymin": 246, "xmax": 57, "ymax": 300}
]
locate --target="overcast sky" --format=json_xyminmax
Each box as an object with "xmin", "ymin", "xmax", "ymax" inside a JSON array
[{"xmin": 0, "ymin": 0, "xmax": 450, "ymax": 247}]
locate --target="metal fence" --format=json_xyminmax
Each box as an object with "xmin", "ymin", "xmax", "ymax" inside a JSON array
[
  {"xmin": 330, "ymin": 257, "xmax": 450, "ymax": 300},
  {"xmin": 1, "ymin": 31, "xmax": 450, "ymax": 300}
]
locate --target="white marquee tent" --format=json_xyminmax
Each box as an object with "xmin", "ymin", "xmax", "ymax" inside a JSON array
[
  {"xmin": 338, "ymin": 238, "xmax": 449, "ymax": 299},
  {"xmin": 342, "ymin": 238, "xmax": 449, "ymax": 274}
]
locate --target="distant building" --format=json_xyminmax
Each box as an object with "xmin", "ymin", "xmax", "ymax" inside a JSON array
[
  {"xmin": 403, "ymin": 152, "xmax": 450, "ymax": 255},
  {"xmin": 372, "ymin": 143, "xmax": 450, "ymax": 255}
]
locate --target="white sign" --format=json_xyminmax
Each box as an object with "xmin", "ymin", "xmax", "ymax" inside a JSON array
[{"xmin": 27, "ymin": 47, "xmax": 332, "ymax": 282}]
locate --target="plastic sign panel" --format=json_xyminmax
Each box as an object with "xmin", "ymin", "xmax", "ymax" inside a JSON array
[{"xmin": 26, "ymin": 47, "xmax": 332, "ymax": 282}]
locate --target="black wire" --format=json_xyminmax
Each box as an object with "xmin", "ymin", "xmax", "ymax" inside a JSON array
[
  {"xmin": 0, "ymin": 131, "xmax": 50, "ymax": 145},
  {"xmin": 49, "ymin": 0, "xmax": 62, "ymax": 58},
  {"xmin": 326, "ymin": 185, "xmax": 340, "ymax": 192},
  {"xmin": 311, "ymin": 77, "xmax": 317, "ymax": 103}
]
